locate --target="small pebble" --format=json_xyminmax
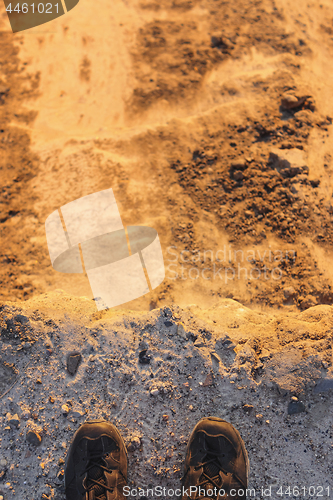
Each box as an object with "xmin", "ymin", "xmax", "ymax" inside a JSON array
[
  {"xmin": 288, "ymin": 400, "xmax": 305, "ymax": 415},
  {"xmin": 203, "ymin": 373, "xmax": 213, "ymax": 387},
  {"xmin": 281, "ymin": 93, "xmax": 299, "ymax": 109},
  {"xmin": 127, "ymin": 437, "xmax": 141, "ymax": 452},
  {"xmin": 26, "ymin": 429, "xmax": 42, "ymax": 446},
  {"xmin": 139, "ymin": 350, "xmax": 151, "ymax": 364},
  {"xmin": 234, "ymin": 171, "xmax": 244, "ymax": 181},
  {"xmin": 210, "ymin": 352, "xmax": 220, "ymax": 363},
  {"xmin": 283, "ymin": 287, "xmax": 296, "ymax": 299},
  {"xmin": 71, "ymin": 410, "xmax": 84, "ymax": 418},
  {"xmin": 8, "ymin": 414, "xmax": 20, "ymax": 428},
  {"xmin": 243, "ymin": 404, "xmax": 254, "ymax": 414},
  {"xmin": 150, "ymin": 389, "xmax": 159, "ymax": 397},
  {"xmin": 67, "ymin": 353, "xmax": 82, "ymax": 376},
  {"xmin": 177, "ymin": 323, "xmax": 187, "ymax": 339},
  {"xmin": 61, "ymin": 404, "xmax": 70, "ymax": 415}
]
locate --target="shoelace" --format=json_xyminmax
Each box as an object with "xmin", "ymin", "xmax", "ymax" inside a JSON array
[
  {"xmin": 80, "ymin": 452, "xmax": 114, "ymax": 499},
  {"xmin": 194, "ymin": 449, "xmax": 239, "ymax": 500}
]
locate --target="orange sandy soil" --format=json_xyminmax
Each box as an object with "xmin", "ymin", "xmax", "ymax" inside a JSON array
[{"xmin": 0, "ymin": 0, "xmax": 333, "ymax": 313}]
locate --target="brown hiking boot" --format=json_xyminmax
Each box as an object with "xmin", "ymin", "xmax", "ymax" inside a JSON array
[
  {"xmin": 181, "ymin": 417, "xmax": 249, "ymax": 500},
  {"xmin": 65, "ymin": 419, "xmax": 128, "ymax": 500}
]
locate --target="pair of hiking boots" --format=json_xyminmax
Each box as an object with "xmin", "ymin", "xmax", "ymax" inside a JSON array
[{"xmin": 65, "ymin": 417, "xmax": 249, "ymax": 500}]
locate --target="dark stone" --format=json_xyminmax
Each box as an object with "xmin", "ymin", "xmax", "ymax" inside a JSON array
[
  {"xmin": 288, "ymin": 401, "xmax": 305, "ymax": 415},
  {"xmin": 211, "ymin": 35, "xmax": 232, "ymax": 51},
  {"xmin": 139, "ymin": 349, "xmax": 151, "ymax": 364},
  {"xmin": 164, "ymin": 321, "xmax": 173, "ymax": 327},
  {"xmin": 15, "ymin": 314, "xmax": 29, "ymax": 324},
  {"xmin": 310, "ymin": 179, "xmax": 320, "ymax": 188},
  {"xmin": 314, "ymin": 378, "xmax": 333, "ymax": 393},
  {"xmin": 67, "ymin": 352, "xmax": 82, "ymax": 375},
  {"xmin": 233, "ymin": 171, "xmax": 244, "ymax": 181},
  {"xmin": 26, "ymin": 429, "xmax": 42, "ymax": 446},
  {"xmin": 243, "ymin": 404, "xmax": 254, "ymax": 414}
]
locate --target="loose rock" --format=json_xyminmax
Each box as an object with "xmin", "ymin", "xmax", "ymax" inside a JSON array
[
  {"xmin": 314, "ymin": 377, "xmax": 333, "ymax": 393},
  {"xmin": 203, "ymin": 373, "xmax": 213, "ymax": 387},
  {"xmin": 177, "ymin": 323, "xmax": 187, "ymax": 339},
  {"xmin": 288, "ymin": 400, "xmax": 305, "ymax": 415},
  {"xmin": 243, "ymin": 404, "xmax": 254, "ymax": 414},
  {"xmin": 71, "ymin": 409, "xmax": 84, "ymax": 419},
  {"xmin": 283, "ymin": 287, "xmax": 297, "ymax": 300},
  {"xmin": 281, "ymin": 93, "xmax": 312, "ymax": 110},
  {"xmin": 7, "ymin": 414, "xmax": 20, "ymax": 428},
  {"xmin": 127, "ymin": 436, "xmax": 141, "ymax": 452},
  {"xmin": 211, "ymin": 34, "xmax": 232, "ymax": 51},
  {"xmin": 26, "ymin": 429, "xmax": 42, "ymax": 446},
  {"xmin": 139, "ymin": 349, "xmax": 151, "ymax": 364},
  {"xmin": 268, "ymin": 149, "xmax": 308, "ymax": 178},
  {"xmin": 61, "ymin": 404, "xmax": 70, "ymax": 416},
  {"xmin": 281, "ymin": 93, "xmax": 299, "ymax": 109},
  {"xmin": 67, "ymin": 352, "xmax": 82, "ymax": 375}
]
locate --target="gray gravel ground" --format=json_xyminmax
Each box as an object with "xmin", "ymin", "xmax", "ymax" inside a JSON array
[{"xmin": 0, "ymin": 292, "xmax": 332, "ymax": 499}]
